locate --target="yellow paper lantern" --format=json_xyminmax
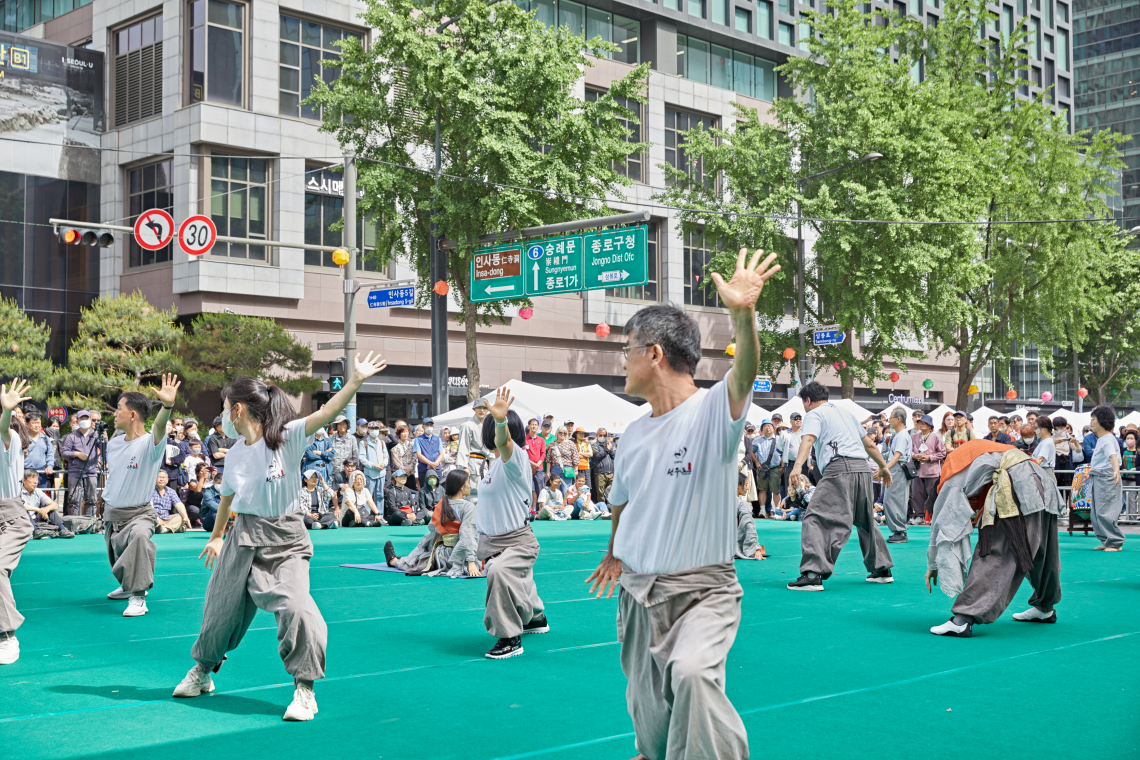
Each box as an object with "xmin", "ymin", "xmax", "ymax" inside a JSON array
[
  {"xmin": 968, "ymin": 384, "xmax": 979, "ymax": 395},
  {"xmin": 725, "ymin": 343, "xmax": 736, "ymax": 357},
  {"xmin": 331, "ymin": 248, "xmax": 350, "ymax": 266}
]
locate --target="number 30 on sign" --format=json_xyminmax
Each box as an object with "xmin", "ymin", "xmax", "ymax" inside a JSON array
[{"xmin": 178, "ymin": 215, "xmax": 217, "ymax": 256}]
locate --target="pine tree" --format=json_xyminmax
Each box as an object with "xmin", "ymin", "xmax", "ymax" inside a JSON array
[{"xmin": 0, "ymin": 298, "xmax": 54, "ymax": 396}]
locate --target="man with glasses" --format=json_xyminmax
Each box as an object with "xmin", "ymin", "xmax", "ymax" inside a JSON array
[
  {"xmin": 591, "ymin": 428, "xmax": 615, "ymax": 505},
  {"xmin": 587, "ymin": 249, "xmax": 779, "ymax": 760}
]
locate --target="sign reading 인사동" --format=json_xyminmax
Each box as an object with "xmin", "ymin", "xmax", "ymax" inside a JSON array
[
  {"xmin": 525, "ymin": 235, "xmax": 584, "ymax": 296},
  {"xmin": 470, "ymin": 244, "xmax": 525, "ymax": 303},
  {"xmin": 583, "ymin": 225, "xmax": 648, "ymax": 291}
]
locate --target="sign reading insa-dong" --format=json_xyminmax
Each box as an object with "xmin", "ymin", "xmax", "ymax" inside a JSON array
[{"xmin": 470, "ymin": 244, "xmax": 525, "ymax": 301}]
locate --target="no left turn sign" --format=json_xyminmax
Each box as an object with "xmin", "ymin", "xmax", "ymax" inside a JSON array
[
  {"xmin": 178, "ymin": 215, "xmax": 217, "ymax": 256},
  {"xmin": 134, "ymin": 208, "xmax": 175, "ymax": 251}
]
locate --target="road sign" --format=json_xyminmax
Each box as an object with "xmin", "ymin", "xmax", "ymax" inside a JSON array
[
  {"xmin": 317, "ymin": 341, "xmax": 345, "ymax": 351},
  {"xmin": 48, "ymin": 406, "xmax": 68, "ymax": 423},
  {"xmin": 525, "ymin": 235, "xmax": 584, "ymax": 296},
  {"xmin": 583, "ymin": 225, "xmax": 648, "ymax": 291},
  {"xmin": 178, "ymin": 214, "xmax": 217, "ymax": 256},
  {"xmin": 134, "ymin": 208, "xmax": 174, "ymax": 251},
  {"xmin": 753, "ymin": 378, "xmax": 772, "ymax": 393},
  {"xmin": 470, "ymin": 243, "xmax": 525, "ymax": 303},
  {"xmin": 368, "ymin": 284, "xmax": 416, "ymax": 308},
  {"xmin": 813, "ymin": 325, "xmax": 846, "ymax": 346}
]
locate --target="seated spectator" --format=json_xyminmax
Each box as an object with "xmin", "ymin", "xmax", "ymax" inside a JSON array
[
  {"xmin": 536, "ymin": 475, "xmax": 572, "ymax": 521},
  {"xmin": 332, "ymin": 458, "xmax": 360, "ymax": 493},
  {"xmin": 182, "ymin": 463, "xmax": 210, "ymax": 528},
  {"xmin": 384, "ymin": 469, "xmax": 422, "ymax": 526},
  {"xmin": 565, "ymin": 473, "xmax": 602, "ymax": 520},
  {"xmin": 302, "ymin": 426, "xmax": 334, "ymax": 481},
  {"xmin": 152, "ymin": 470, "xmax": 190, "ymax": 533},
  {"xmin": 20, "ymin": 469, "xmax": 74, "ymax": 539},
  {"xmin": 200, "ymin": 470, "xmax": 223, "ymax": 532},
  {"xmin": 301, "ymin": 469, "xmax": 338, "ymax": 530},
  {"xmin": 735, "ymin": 473, "xmax": 764, "ymax": 559},
  {"xmin": 340, "ymin": 471, "xmax": 385, "ymax": 527},
  {"xmin": 383, "ymin": 470, "xmax": 481, "ymax": 577},
  {"xmin": 417, "ymin": 469, "xmax": 445, "ymax": 523}
]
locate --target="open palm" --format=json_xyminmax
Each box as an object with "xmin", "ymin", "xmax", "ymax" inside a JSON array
[
  {"xmin": 155, "ymin": 374, "xmax": 181, "ymax": 406},
  {"xmin": 710, "ymin": 248, "xmax": 780, "ymax": 312},
  {"xmin": 486, "ymin": 386, "xmax": 514, "ymax": 421},
  {"xmin": 1, "ymin": 378, "xmax": 31, "ymax": 412},
  {"xmin": 352, "ymin": 351, "xmax": 388, "ymax": 382}
]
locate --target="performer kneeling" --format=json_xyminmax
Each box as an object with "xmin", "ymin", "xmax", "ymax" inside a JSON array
[
  {"xmin": 384, "ymin": 470, "xmax": 481, "ymax": 578},
  {"xmin": 173, "ymin": 353, "xmax": 386, "ymax": 720},
  {"xmin": 736, "ymin": 473, "xmax": 765, "ymax": 559},
  {"xmin": 476, "ymin": 388, "xmax": 548, "ymax": 660},
  {"xmin": 927, "ymin": 441, "xmax": 1063, "ymax": 637},
  {"xmin": 0, "ymin": 380, "xmax": 35, "ymax": 665}
]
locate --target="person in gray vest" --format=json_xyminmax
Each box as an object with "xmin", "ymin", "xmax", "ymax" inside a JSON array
[
  {"xmin": 457, "ymin": 398, "xmax": 492, "ymax": 485},
  {"xmin": 882, "ymin": 408, "xmax": 914, "ymax": 543},
  {"xmin": 787, "ymin": 381, "xmax": 894, "ymax": 591}
]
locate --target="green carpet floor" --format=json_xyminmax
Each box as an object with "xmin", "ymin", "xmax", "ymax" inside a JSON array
[{"xmin": 1, "ymin": 521, "xmax": 1137, "ymax": 759}]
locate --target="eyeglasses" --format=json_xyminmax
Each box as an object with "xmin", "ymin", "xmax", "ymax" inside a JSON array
[{"xmin": 622, "ymin": 343, "xmax": 653, "ymax": 358}]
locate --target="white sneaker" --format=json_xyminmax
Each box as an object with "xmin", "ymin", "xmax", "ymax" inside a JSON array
[
  {"xmin": 282, "ymin": 683, "xmax": 318, "ymax": 721},
  {"xmin": 0, "ymin": 636, "xmax": 19, "ymax": 665},
  {"xmin": 107, "ymin": 586, "xmax": 131, "ymax": 600},
  {"xmin": 1012, "ymin": 607, "xmax": 1057, "ymax": 623},
  {"xmin": 123, "ymin": 596, "xmax": 148, "ymax": 617},
  {"xmin": 173, "ymin": 663, "xmax": 215, "ymax": 698},
  {"xmin": 930, "ymin": 618, "xmax": 972, "ymax": 637}
]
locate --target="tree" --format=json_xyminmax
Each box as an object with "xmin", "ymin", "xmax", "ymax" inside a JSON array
[
  {"xmin": 51, "ymin": 291, "xmax": 183, "ymax": 413},
  {"xmin": 309, "ymin": 0, "xmax": 649, "ymax": 400},
  {"xmin": 1071, "ymin": 265, "xmax": 1140, "ymax": 406},
  {"xmin": 181, "ymin": 312, "xmax": 322, "ymax": 398},
  {"xmin": 0, "ymin": 298, "xmax": 54, "ymax": 397}
]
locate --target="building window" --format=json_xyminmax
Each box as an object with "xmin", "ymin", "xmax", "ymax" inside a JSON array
[
  {"xmin": 683, "ymin": 230, "xmax": 722, "ymax": 308},
  {"xmin": 304, "ymin": 169, "xmax": 383, "ymax": 270},
  {"xmin": 585, "ymin": 89, "xmax": 643, "ymax": 182},
  {"xmin": 1029, "ymin": 16, "xmax": 1040, "ymax": 59},
  {"xmin": 127, "ymin": 159, "xmax": 173, "ymax": 267},
  {"xmin": 689, "ymin": 0, "xmax": 705, "ymax": 19},
  {"xmin": 1002, "ymin": 5, "xmax": 1013, "ymax": 39},
  {"xmin": 799, "ymin": 13, "xmax": 811, "ymax": 50},
  {"xmin": 1057, "ymin": 28, "xmax": 1068, "ymax": 71},
  {"xmin": 713, "ymin": 0, "xmax": 728, "ymax": 25},
  {"xmin": 734, "ymin": 50, "xmax": 777, "ymax": 101},
  {"xmin": 665, "ymin": 107, "xmax": 717, "ymax": 188},
  {"xmin": 758, "ymin": 0, "xmax": 772, "ymax": 38},
  {"xmin": 735, "ymin": 6, "xmax": 751, "ymax": 33},
  {"xmin": 909, "ymin": 0, "xmax": 922, "ymax": 14},
  {"xmin": 188, "ymin": 0, "xmax": 244, "ymax": 107},
  {"xmin": 606, "ymin": 221, "xmax": 659, "ymax": 301},
  {"xmin": 1057, "ymin": 1, "xmax": 1066, "ymax": 23},
  {"xmin": 779, "ymin": 0, "xmax": 791, "ymax": 14},
  {"xmin": 279, "ymin": 16, "xmax": 362, "ymax": 120},
  {"xmin": 114, "ymin": 15, "xmax": 163, "ymax": 127},
  {"xmin": 665, "ymin": 0, "xmax": 680, "ymax": 10},
  {"xmin": 525, "ymin": 2, "xmax": 637, "ymax": 64},
  {"xmin": 778, "ymin": 21, "xmax": 794, "ymax": 46},
  {"xmin": 209, "ymin": 155, "xmax": 268, "ymax": 260},
  {"xmin": 1045, "ymin": 0, "xmax": 1053, "ymax": 27}
]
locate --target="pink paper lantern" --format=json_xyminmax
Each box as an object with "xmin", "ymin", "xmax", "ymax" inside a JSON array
[
  {"xmin": 518, "ymin": 307, "xmax": 534, "ymax": 320},
  {"xmin": 1041, "ymin": 391, "xmax": 1052, "ymax": 402}
]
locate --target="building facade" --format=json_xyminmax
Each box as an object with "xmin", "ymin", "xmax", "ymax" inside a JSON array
[{"xmin": 3, "ymin": 0, "xmax": 1079, "ymax": 422}]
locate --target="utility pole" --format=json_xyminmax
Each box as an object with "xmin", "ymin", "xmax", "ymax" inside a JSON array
[
  {"xmin": 430, "ymin": 106, "xmax": 448, "ymax": 417},
  {"xmin": 343, "ymin": 151, "xmax": 358, "ymax": 424}
]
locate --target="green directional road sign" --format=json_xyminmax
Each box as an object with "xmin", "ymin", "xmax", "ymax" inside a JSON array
[
  {"xmin": 523, "ymin": 236, "xmax": 584, "ymax": 297},
  {"xmin": 583, "ymin": 225, "xmax": 648, "ymax": 291},
  {"xmin": 470, "ymin": 243, "xmax": 526, "ymax": 303}
]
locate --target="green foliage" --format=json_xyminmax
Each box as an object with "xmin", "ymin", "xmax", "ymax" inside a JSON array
[
  {"xmin": 0, "ymin": 298, "xmax": 54, "ymax": 396},
  {"xmin": 50, "ymin": 291, "xmax": 183, "ymax": 413},
  {"xmin": 1072, "ymin": 260, "xmax": 1140, "ymax": 406},
  {"xmin": 181, "ymin": 312, "xmax": 321, "ymax": 397}
]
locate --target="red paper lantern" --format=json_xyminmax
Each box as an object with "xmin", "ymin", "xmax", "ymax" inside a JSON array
[
  {"xmin": 889, "ymin": 371, "xmax": 900, "ymax": 383},
  {"xmin": 596, "ymin": 322, "xmax": 611, "ymax": 338},
  {"xmin": 1077, "ymin": 388, "xmax": 1089, "ymax": 399},
  {"xmin": 782, "ymin": 348, "xmax": 796, "ymax": 360},
  {"xmin": 833, "ymin": 360, "xmax": 847, "ymax": 371},
  {"xmin": 433, "ymin": 280, "xmax": 449, "ymax": 296},
  {"xmin": 1006, "ymin": 389, "xmax": 1017, "ymax": 400},
  {"xmin": 518, "ymin": 307, "xmax": 534, "ymax": 320}
]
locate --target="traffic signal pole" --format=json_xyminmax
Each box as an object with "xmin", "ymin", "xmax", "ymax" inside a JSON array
[{"xmin": 343, "ymin": 151, "xmax": 358, "ymax": 424}]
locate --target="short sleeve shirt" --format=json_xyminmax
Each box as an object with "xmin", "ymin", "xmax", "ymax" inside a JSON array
[
  {"xmin": 221, "ymin": 419, "xmax": 311, "ymax": 517},
  {"xmin": 1090, "ymin": 433, "xmax": 1119, "ymax": 473},
  {"xmin": 0, "ymin": 434, "xmax": 24, "ymax": 499},
  {"xmin": 20, "ymin": 487, "xmax": 52, "ymax": 511},
  {"xmin": 800, "ymin": 403, "xmax": 867, "ymax": 473},
  {"xmin": 475, "ymin": 445, "xmax": 533, "ymax": 536},
  {"xmin": 1033, "ymin": 437, "xmax": 1056, "ymax": 468},
  {"xmin": 103, "ymin": 431, "xmax": 167, "ymax": 508},
  {"xmin": 888, "ymin": 429, "xmax": 912, "ymax": 467}
]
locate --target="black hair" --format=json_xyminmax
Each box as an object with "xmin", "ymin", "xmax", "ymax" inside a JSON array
[
  {"xmin": 8, "ymin": 415, "xmax": 29, "ymax": 450},
  {"xmin": 220, "ymin": 375, "xmax": 297, "ymax": 451},
  {"xmin": 737, "ymin": 472, "xmax": 747, "ymax": 487},
  {"xmin": 1035, "ymin": 416, "xmax": 1053, "ymax": 433},
  {"xmin": 481, "ymin": 409, "xmax": 526, "ymax": 451},
  {"xmin": 1092, "ymin": 405, "xmax": 1116, "ymax": 432},
  {"xmin": 999, "ymin": 416, "xmax": 1010, "ymax": 424},
  {"xmin": 1125, "ymin": 430, "xmax": 1139, "ymax": 443},
  {"xmin": 344, "ymin": 458, "xmax": 358, "ymax": 468},
  {"xmin": 623, "ymin": 304, "xmax": 702, "ymax": 376},
  {"xmin": 439, "ymin": 470, "xmax": 470, "ymax": 525},
  {"xmin": 118, "ymin": 391, "xmax": 154, "ymax": 422},
  {"xmin": 24, "ymin": 409, "xmax": 41, "ymax": 421},
  {"xmin": 1053, "ymin": 416, "xmax": 1067, "ymax": 429},
  {"xmin": 23, "ymin": 468, "xmax": 38, "ymax": 481},
  {"xmin": 798, "ymin": 380, "xmax": 829, "ymax": 404},
  {"xmin": 546, "ymin": 473, "xmax": 561, "ymax": 486}
]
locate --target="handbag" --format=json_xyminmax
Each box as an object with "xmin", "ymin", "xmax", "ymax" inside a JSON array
[
  {"xmin": 554, "ymin": 445, "xmax": 575, "ymax": 480},
  {"xmin": 902, "ymin": 458, "xmax": 919, "ymax": 480}
]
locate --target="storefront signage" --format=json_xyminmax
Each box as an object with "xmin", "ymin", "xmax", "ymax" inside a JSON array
[
  {"xmin": 888, "ymin": 393, "xmax": 923, "ymax": 405},
  {"xmin": 305, "ymin": 167, "xmax": 365, "ymax": 198}
]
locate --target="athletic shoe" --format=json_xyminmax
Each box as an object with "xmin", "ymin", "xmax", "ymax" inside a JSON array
[
  {"xmin": 283, "ymin": 683, "xmax": 318, "ymax": 721},
  {"xmin": 930, "ymin": 618, "xmax": 972, "ymax": 637},
  {"xmin": 383, "ymin": 540, "xmax": 397, "ymax": 567},
  {"xmin": 787, "ymin": 574, "xmax": 824, "ymax": 591},
  {"xmin": 0, "ymin": 636, "xmax": 19, "ymax": 665},
  {"xmin": 32, "ymin": 529, "xmax": 51, "ymax": 539},
  {"xmin": 485, "ymin": 636, "xmax": 524, "ymax": 659},
  {"xmin": 59, "ymin": 527, "xmax": 75, "ymax": 539},
  {"xmin": 173, "ymin": 663, "xmax": 215, "ymax": 697},
  {"xmin": 107, "ymin": 586, "xmax": 131, "ymax": 600},
  {"xmin": 1013, "ymin": 607, "xmax": 1057, "ymax": 623},
  {"xmin": 521, "ymin": 614, "xmax": 549, "ymax": 635},
  {"xmin": 886, "ymin": 533, "xmax": 908, "ymax": 543},
  {"xmin": 866, "ymin": 568, "xmax": 894, "ymax": 584},
  {"xmin": 123, "ymin": 596, "xmax": 148, "ymax": 617},
  {"xmin": 908, "ymin": 517, "xmax": 924, "ymax": 525}
]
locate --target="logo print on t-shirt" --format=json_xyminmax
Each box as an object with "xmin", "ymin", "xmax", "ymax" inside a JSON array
[
  {"xmin": 266, "ymin": 456, "xmax": 285, "ymax": 483},
  {"xmin": 667, "ymin": 445, "xmax": 692, "ymax": 477},
  {"xmin": 126, "ymin": 455, "xmax": 139, "ymax": 470}
]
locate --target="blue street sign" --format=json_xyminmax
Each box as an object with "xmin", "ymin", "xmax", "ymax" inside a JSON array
[
  {"xmin": 813, "ymin": 326, "xmax": 846, "ymax": 346},
  {"xmin": 753, "ymin": 378, "xmax": 772, "ymax": 393},
  {"xmin": 367, "ymin": 285, "xmax": 416, "ymax": 309}
]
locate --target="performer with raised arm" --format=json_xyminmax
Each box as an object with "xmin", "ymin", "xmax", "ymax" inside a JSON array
[
  {"xmin": 101, "ymin": 375, "xmax": 180, "ymax": 617},
  {"xmin": 173, "ymin": 353, "xmax": 386, "ymax": 721},
  {"xmin": 587, "ymin": 248, "xmax": 779, "ymax": 760},
  {"xmin": 0, "ymin": 379, "xmax": 35, "ymax": 665}
]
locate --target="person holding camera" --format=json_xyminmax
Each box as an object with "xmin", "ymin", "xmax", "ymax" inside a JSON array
[{"xmin": 61, "ymin": 410, "xmax": 101, "ymax": 517}]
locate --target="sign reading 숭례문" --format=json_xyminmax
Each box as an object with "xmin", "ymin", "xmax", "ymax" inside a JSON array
[{"xmin": 525, "ymin": 236, "xmax": 584, "ymax": 296}]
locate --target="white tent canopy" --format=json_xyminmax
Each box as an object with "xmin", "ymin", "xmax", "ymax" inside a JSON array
[
  {"xmin": 927, "ymin": 404, "xmax": 956, "ymax": 430},
  {"xmin": 971, "ymin": 406, "xmax": 1003, "ymax": 429},
  {"xmin": 880, "ymin": 401, "xmax": 916, "ymax": 428},
  {"xmin": 766, "ymin": 395, "xmax": 873, "ymax": 424}
]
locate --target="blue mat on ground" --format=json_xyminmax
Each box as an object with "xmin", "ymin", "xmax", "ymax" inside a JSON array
[{"xmin": 341, "ymin": 562, "xmax": 481, "ymax": 578}]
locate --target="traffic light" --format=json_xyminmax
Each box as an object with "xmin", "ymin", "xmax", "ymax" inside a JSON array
[
  {"xmin": 58, "ymin": 227, "xmax": 114, "ymax": 247},
  {"xmin": 329, "ymin": 360, "xmax": 345, "ymax": 392}
]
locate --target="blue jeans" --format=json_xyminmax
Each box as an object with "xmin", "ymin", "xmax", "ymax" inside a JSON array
[
  {"xmin": 367, "ymin": 475, "xmax": 385, "ymax": 510},
  {"xmin": 37, "ymin": 472, "xmax": 54, "ymax": 489}
]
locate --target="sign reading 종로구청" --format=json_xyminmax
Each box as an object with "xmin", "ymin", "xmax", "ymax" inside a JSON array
[
  {"xmin": 583, "ymin": 225, "xmax": 648, "ymax": 291},
  {"xmin": 470, "ymin": 243, "xmax": 525, "ymax": 302}
]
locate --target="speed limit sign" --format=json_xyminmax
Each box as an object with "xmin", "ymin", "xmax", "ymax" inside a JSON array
[{"xmin": 178, "ymin": 215, "xmax": 217, "ymax": 256}]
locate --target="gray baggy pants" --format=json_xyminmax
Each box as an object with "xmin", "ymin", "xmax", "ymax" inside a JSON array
[
  {"xmin": 618, "ymin": 563, "xmax": 748, "ymax": 760},
  {"xmin": 0, "ymin": 497, "xmax": 33, "ymax": 634},
  {"xmin": 477, "ymin": 526, "xmax": 544, "ymax": 639},
  {"xmin": 799, "ymin": 457, "xmax": 893, "ymax": 577},
  {"xmin": 1089, "ymin": 471, "xmax": 1125, "ymax": 549},
  {"xmin": 191, "ymin": 512, "xmax": 327, "ymax": 681},
  {"xmin": 103, "ymin": 503, "xmax": 157, "ymax": 596},
  {"xmin": 882, "ymin": 464, "xmax": 909, "ymax": 535},
  {"xmin": 951, "ymin": 510, "xmax": 1062, "ymax": 624}
]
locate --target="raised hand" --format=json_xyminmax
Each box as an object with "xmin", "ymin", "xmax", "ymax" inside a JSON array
[
  {"xmin": 710, "ymin": 248, "xmax": 780, "ymax": 313},
  {"xmin": 155, "ymin": 373, "xmax": 181, "ymax": 406},
  {"xmin": 486, "ymin": 386, "xmax": 514, "ymax": 423},
  {"xmin": 351, "ymin": 351, "xmax": 388, "ymax": 382},
  {"xmin": 0, "ymin": 378, "xmax": 31, "ymax": 412}
]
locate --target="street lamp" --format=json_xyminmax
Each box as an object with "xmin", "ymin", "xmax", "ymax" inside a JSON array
[
  {"xmin": 1113, "ymin": 225, "xmax": 1140, "ymax": 238},
  {"xmin": 795, "ymin": 152, "xmax": 883, "ymax": 382}
]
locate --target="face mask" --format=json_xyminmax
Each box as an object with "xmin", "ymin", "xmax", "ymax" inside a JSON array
[
  {"xmin": 424, "ymin": 426, "xmax": 434, "ymax": 436},
  {"xmin": 369, "ymin": 430, "xmax": 379, "ymax": 438},
  {"xmin": 175, "ymin": 426, "xmax": 183, "ymax": 433},
  {"xmin": 222, "ymin": 408, "xmax": 239, "ymax": 439},
  {"xmin": 189, "ymin": 430, "xmax": 200, "ymax": 439},
  {"xmin": 314, "ymin": 429, "xmax": 325, "ymax": 438},
  {"xmin": 79, "ymin": 420, "xmax": 91, "ymax": 430}
]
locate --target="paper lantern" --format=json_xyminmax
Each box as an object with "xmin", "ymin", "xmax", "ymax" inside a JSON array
[
  {"xmin": 922, "ymin": 379, "xmax": 934, "ymax": 390},
  {"xmin": 1006, "ymin": 389, "xmax": 1017, "ymax": 399},
  {"xmin": 433, "ymin": 280, "xmax": 450, "ymax": 296},
  {"xmin": 1041, "ymin": 391, "xmax": 1053, "ymax": 402},
  {"xmin": 518, "ymin": 307, "xmax": 534, "ymax": 320},
  {"xmin": 596, "ymin": 322, "xmax": 611, "ymax": 338},
  {"xmin": 889, "ymin": 371, "xmax": 900, "ymax": 383},
  {"xmin": 968, "ymin": 384, "xmax": 980, "ymax": 395},
  {"xmin": 331, "ymin": 248, "xmax": 350, "ymax": 266},
  {"xmin": 725, "ymin": 342, "xmax": 736, "ymax": 356},
  {"xmin": 833, "ymin": 360, "xmax": 847, "ymax": 371},
  {"xmin": 1077, "ymin": 388, "xmax": 1089, "ymax": 399},
  {"xmin": 782, "ymin": 348, "xmax": 796, "ymax": 360}
]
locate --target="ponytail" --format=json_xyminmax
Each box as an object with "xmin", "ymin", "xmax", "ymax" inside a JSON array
[{"xmin": 221, "ymin": 375, "xmax": 297, "ymax": 451}]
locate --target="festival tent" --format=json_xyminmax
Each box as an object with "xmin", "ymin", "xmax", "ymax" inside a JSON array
[
  {"xmin": 880, "ymin": 401, "xmax": 916, "ymax": 428},
  {"xmin": 766, "ymin": 395, "xmax": 873, "ymax": 423},
  {"xmin": 927, "ymin": 404, "xmax": 956, "ymax": 429},
  {"xmin": 430, "ymin": 379, "xmax": 648, "ymax": 433},
  {"xmin": 971, "ymin": 405, "xmax": 1003, "ymax": 428},
  {"xmin": 1115, "ymin": 410, "xmax": 1140, "ymax": 429}
]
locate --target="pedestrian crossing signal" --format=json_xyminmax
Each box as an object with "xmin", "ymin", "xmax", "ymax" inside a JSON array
[{"xmin": 329, "ymin": 360, "xmax": 345, "ymax": 391}]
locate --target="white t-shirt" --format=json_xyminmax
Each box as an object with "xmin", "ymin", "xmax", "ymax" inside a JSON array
[
  {"xmin": 801, "ymin": 402, "xmax": 867, "ymax": 474},
  {"xmin": 1089, "ymin": 433, "xmax": 1118, "ymax": 473},
  {"xmin": 475, "ymin": 443, "xmax": 532, "ymax": 536},
  {"xmin": 1033, "ymin": 437, "xmax": 1056, "ymax": 468},
  {"xmin": 779, "ymin": 430, "xmax": 803, "ymax": 463},
  {"xmin": 222, "ymin": 419, "xmax": 311, "ymax": 518},
  {"xmin": 103, "ymin": 430, "xmax": 166, "ymax": 507},
  {"xmin": 610, "ymin": 381, "xmax": 748, "ymax": 575},
  {"xmin": 888, "ymin": 428, "xmax": 912, "ymax": 468},
  {"xmin": 0, "ymin": 434, "xmax": 24, "ymax": 499}
]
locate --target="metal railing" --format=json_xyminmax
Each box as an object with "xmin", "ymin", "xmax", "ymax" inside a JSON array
[{"xmin": 1051, "ymin": 469, "xmax": 1140, "ymax": 524}]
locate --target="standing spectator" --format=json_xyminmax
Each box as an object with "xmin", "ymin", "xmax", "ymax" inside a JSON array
[
  {"xmin": 1053, "ymin": 415, "xmax": 1074, "ymax": 491},
  {"xmin": 358, "ymin": 421, "xmax": 389, "ymax": 509},
  {"xmin": 391, "ymin": 425, "xmax": 418, "ymax": 490},
  {"xmin": 752, "ymin": 421, "xmax": 780, "ymax": 518},
  {"xmin": 984, "ymin": 416, "xmax": 1012, "ymax": 444},
  {"xmin": 22, "ymin": 411, "xmax": 55, "ymax": 490},
  {"xmin": 1082, "ymin": 424, "xmax": 1099, "ymax": 464},
  {"xmin": 525, "ymin": 419, "xmax": 547, "ymax": 509},
  {"xmin": 1015, "ymin": 425, "xmax": 1037, "ymax": 453},
  {"xmin": 61, "ymin": 410, "xmax": 100, "ymax": 517},
  {"xmin": 545, "ymin": 426, "xmax": 578, "ymax": 497},
  {"xmin": 1033, "ymin": 416, "xmax": 1057, "ymax": 482},
  {"xmin": 591, "ymin": 428, "xmax": 615, "ymax": 505},
  {"xmin": 302, "ymin": 426, "xmax": 334, "ymax": 481},
  {"xmin": 572, "ymin": 427, "xmax": 593, "ymax": 490},
  {"xmin": 1121, "ymin": 430, "xmax": 1139, "ymax": 515},
  {"xmin": 881, "ymin": 408, "xmax": 913, "ymax": 543},
  {"xmin": 200, "ymin": 470, "xmax": 224, "ymax": 532},
  {"xmin": 206, "ymin": 417, "xmax": 234, "ymax": 475},
  {"xmin": 162, "ymin": 419, "xmax": 187, "ymax": 487},
  {"xmin": 152, "ymin": 470, "xmax": 190, "ymax": 533},
  {"xmin": 1008, "ymin": 415, "xmax": 1024, "ymax": 442},
  {"xmin": 413, "ymin": 417, "xmax": 443, "ymax": 487},
  {"xmin": 45, "ymin": 415, "xmax": 63, "ymax": 488},
  {"xmin": 779, "ymin": 413, "xmax": 804, "ymax": 497},
  {"xmin": 540, "ymin": 419, "xmax": 555, "ymax": 447},
  {"xmin": 457, "ymin": 399, "xmax": 492, "ymax": 482},
  {"xmin": 301, "ymin": 470, "xmax": 338, "ymax": 530},
  {"xmin": 353, "ymin": 418, "xmax": 369, "ymax": 452},
  {"xmin": 909, "ymin": 414, "xmax": 946, "ymax": 525},
  {"xmin": 944, "ymin": 410, "xmax": 974, "ymax": 451},
  {"xmin": 20, "ymin": 469, "xmax": 74, "ymax": 539},
  {"xmin": 329, "ymin": 415, "xmax": 358, "ymax": 476},
  {"xmin": 938, "ymin": 412, "xmax": 956, "ymax": 448},
  {"xmin": 1088, "ymin": 405, "xmax": 1125, "ymax": 550},
  {"xmin": 439, "ymin": 429, "xmax": 458, "ymax": 477}
]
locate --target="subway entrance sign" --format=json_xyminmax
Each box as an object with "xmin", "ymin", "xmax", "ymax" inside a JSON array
[{"xmin": 470, "ymin": 243, "xmax": 525, "ymax": 302}]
